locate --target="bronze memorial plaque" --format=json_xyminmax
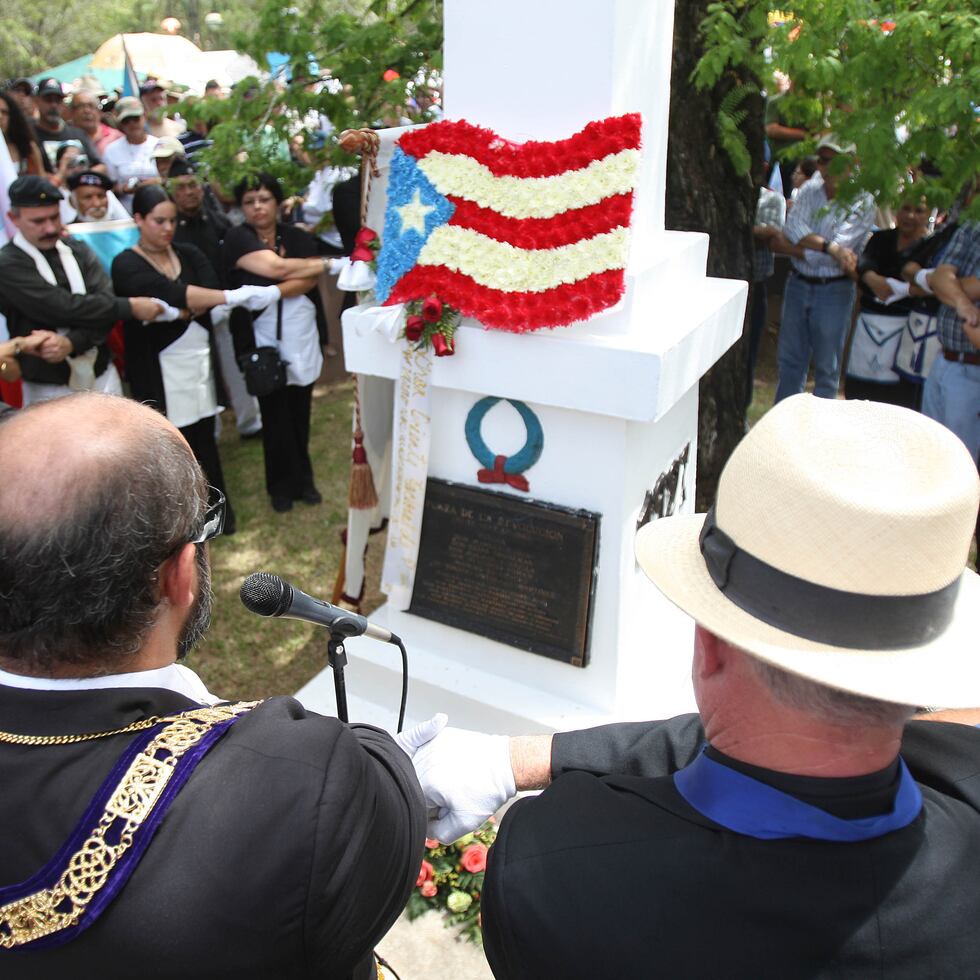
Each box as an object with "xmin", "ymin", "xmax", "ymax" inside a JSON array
[{"xmin": 409, "ymin": 479, "xmax": 600, "ymax": 666}]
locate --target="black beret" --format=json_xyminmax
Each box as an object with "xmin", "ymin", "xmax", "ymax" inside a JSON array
[
  {"xmin": 8, "ymin": 175, "xmax": 62, "ymax": 208},
  {"xmin": 67, "ymin": 170, "xmax": 114, "ymax": 192},
  {"xmin": 167, "ymin": 156, "xmax": 197, "ymax": 179}
]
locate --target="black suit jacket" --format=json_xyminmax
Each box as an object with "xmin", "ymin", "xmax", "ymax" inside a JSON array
[
  {"xmin": 0, "ymin": 684, "xmax": 425, "ymax": 979},
  {"xmin": 483, "ymin": 715, "xmax": 980, "ymax": 979},
  {"xmin": 0, "ymin": 237, "xmax": 129, "ymax": 385}
]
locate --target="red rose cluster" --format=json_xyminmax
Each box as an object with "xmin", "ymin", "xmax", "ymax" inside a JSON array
[
  {"xmin": 350, "ymin": 226, "xmax": 378, "ymax": 264},
  {"xmin": 402, "ymin": 294, "xmax": 457, "ymax": 356}
]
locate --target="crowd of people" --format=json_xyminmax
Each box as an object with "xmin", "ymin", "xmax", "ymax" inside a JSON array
[
  {"xmin": 750, "ymin": 127, "xmax": 980, "ymax": 480},
  {"xmin": 0, "ymin": 72, "xmax": 359, "ymax": 520}
]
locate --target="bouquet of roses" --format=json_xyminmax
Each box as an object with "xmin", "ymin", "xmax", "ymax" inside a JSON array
[
  {"xmin": 403, "ymin": 294, "xmax": 460, "ymax": 357},
  {"xmin": 406, "ymin": 822, "xmax": 497, "ymax": 943}
]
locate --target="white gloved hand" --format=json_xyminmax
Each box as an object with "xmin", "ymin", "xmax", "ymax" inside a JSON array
[
  {"xmin": 394, "ymin": 713, "xmax": 448, "ymax": 758},
  {"xmin": 151, "ymin": 301, "xmax": 183, "ymax": 322},
  {"xmin": 411, "ymin": 726, "xmax": 517, "ymax": 843},
  {"xmin": 882, "ymin": 277, "xmax": 911, "ymax": 305},
  {"xmin": 208, "ymin": 303, "xmax": 231, "ymax": 321},
  {"xmin": 337, "ymin": 256, "xmax": 377, "ymax": 292},
  {"xmin": 223, "ymin": 284, "xmax": 282, "ymax": 312}
]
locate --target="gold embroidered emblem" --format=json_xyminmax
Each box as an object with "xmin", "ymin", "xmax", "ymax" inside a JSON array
[{"xmin": 0, "ymin": 701, "xmax": 259, "ymax": 948}]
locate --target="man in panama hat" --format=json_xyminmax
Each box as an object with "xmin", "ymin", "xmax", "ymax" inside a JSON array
[{"xmin": 409, "ymin": 393, "xmax": 980, "ymax": 979}]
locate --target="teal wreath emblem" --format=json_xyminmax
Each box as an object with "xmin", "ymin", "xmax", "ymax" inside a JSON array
[{"xmin": 465, "ymin": 397, "xmax": 543, "ymax": 492}]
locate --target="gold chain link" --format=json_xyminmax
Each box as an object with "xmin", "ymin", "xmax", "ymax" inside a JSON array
[{"xmin": 0, "ymin": 716, "xmax": 165, "ymax": 746}]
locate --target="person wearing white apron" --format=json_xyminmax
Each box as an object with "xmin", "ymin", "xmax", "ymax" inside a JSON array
[
  {"xmin": 845, "ymin": 198, "xmax": 931, "ymax": 408},
  {"xmin": 0, "ymin": 175, "xmax": 167, "ymax": 406},
  {"xmin": 112, "ymin": 185, "xmax": 283, "ymax": 535},
  {"xmin": 222, "ymin": 173, "xmax": 333, "ymax": 513}
]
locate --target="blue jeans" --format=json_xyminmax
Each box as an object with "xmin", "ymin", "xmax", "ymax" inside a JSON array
[
  {"xmin": 775, "ymin": 274, "xmax": 856, "ymax": 403},
  {"xmin": 922, "ymin": 356, "xmax": 980, "ymax": 462}
]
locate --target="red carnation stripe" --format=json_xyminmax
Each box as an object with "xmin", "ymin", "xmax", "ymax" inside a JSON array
[
  {"xmin": 398, "ymin": 114, "xmax": 641, "ymax": 179},
  {"xmin": 384, "ymin": 266, "xmax": 626, "ymax": 333},
  {"xmin": 445, "ymin": 193, "xmax": 633, "ymax": 249}
]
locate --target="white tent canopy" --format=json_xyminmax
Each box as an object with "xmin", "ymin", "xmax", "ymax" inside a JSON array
[{"xmin": 90, "ymin": 33, "xmax": 260, "ymax": 94}]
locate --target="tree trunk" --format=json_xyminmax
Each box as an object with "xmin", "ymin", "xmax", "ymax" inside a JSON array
[{"xmin": 666, "ymin": 0, "xmax": 764, "ymax": 509}]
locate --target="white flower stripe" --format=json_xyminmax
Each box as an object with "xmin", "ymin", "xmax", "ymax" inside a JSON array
[
  {"xmin": 417, "ymin": 149, "xmax": 640, "ymax": 220},
  {"xmin": 417, "ymin": 225, "xmax": 631, "ymax": 293}
]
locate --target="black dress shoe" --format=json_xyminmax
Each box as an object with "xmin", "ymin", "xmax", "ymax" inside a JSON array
[
  {"xmin": 271, "ymin": 495, "xmax": 293, "ymax": 513},
  {"xmin": 300, "ymin": 487, "xmax": 322, "ymax": 506}
]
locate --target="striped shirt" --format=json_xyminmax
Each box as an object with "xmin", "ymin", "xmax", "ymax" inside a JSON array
[
  {"xmin": 784, "ymin": 173, "xmax": 875, "ymax": 278},
  {"xmin": 935, "ymin": 222, "xmax": 980, "ymax": 352}
]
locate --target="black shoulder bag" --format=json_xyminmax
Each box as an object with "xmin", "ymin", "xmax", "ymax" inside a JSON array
[{"xmin": 239, "ymin": 299, "xmax": 288, "ymax": 397}]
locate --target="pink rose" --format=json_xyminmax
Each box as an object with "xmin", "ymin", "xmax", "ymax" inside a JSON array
[
  {"xmin": 416, "ymin": 860, "xmax": 433, "ymax": 887},
  {"xmin": 405, "ymin": 315, "xmax": 425, "ymax": 343},
  {"xmin": 425, "ymin": 838, "xmax": 440, "ymax": 850},
  {"xmin": 431, "ymin": 332, "xmax": 455, "ymax": 357},
  {"xmin": 421, "ymin": 296, "xmax": 443, "ymax": 323},
  {"xmin": 420, "ymin": 880, "xmax": 438, "ymax": 898},
  {"xmin": 459, "ymin": 843, "xmax": 488, "ymax": 873}
]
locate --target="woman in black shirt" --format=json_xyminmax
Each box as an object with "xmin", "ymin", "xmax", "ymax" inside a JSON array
[
  {"xmin": 112, "ymin": 186, "xmax": 279, "ymax": 533},
  {"xmin": 222, "ymin": 173, "xmax": 332, "ymax": 513},
  {"xmin": 845, "ymin": 198, "xmax": 931, "ymax": 408}
]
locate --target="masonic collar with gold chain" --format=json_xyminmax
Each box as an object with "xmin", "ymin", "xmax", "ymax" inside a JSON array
[{"xmin": 0, "ymin": 700, "xmax": 260, "ymax": 950}]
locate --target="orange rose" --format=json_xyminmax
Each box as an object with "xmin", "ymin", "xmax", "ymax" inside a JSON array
[
  {"xmin": 416, "ymin": 860, "xmax": 433, "ymax": 887},
  {"xmin": 420, "ymin": 880, "xmax": 438, "ymax": 898},
  {"xmin": 425, "ymin": 838, "xmax": 440, "ymax": 849},
  {"xmin": 459, "ymin": 843, "xmax": 488, "ymax": 873}
]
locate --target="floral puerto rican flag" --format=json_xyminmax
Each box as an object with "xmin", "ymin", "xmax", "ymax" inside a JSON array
[{"xmin": 374, "ymin": 114, "xmax": 642, "ymax": 332}]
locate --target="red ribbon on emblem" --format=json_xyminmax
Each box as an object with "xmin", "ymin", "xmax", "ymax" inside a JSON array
[{"xmin": 477, "ymin": 454, "xmax": 530, "ymax": 492}]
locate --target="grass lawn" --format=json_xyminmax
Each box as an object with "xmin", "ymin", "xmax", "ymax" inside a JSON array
[{"xmin": 193, "ymin": 378, "xmax": 387, "ymax": 699}]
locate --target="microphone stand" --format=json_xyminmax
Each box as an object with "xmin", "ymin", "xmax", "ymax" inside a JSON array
[{"xmin": 326, "ymin": 629, "xmax": 350, "ymax": 723}]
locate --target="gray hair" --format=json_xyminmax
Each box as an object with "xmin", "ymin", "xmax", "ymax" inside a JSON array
[
  {"xmin": 749, "ymin": 657, "xmax": 915, "ymax": 728},
  {"xmin": 0, "ymin": 415, "xmax": 207, "ymax": 674}
]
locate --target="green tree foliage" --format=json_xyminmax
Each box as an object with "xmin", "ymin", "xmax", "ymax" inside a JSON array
[
  {"xmin": 694, "ymin": 1, "xmax": 980, "ymax": 215},
  {"xmin": 0, "ymin": 1, "xmax": 134, "ymax": 79},
  {"xmin": 186, "ymin": 0, "xmax": 443, "ymax": 195}
]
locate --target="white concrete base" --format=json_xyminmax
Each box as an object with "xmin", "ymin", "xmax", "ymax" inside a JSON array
[{"xmin": 294, "ymin": 578, "xmax": 698, "ymax": 735}]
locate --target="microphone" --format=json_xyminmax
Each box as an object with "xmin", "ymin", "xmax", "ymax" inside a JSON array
[{"xmin": 240, "ymin": 572, "xmax": 395, "ymax": 643}]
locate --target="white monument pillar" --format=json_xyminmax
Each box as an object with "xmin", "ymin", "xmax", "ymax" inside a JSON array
[{"xmin": 296, "ymin": 0, "xmax": 746, "ymax": 732}]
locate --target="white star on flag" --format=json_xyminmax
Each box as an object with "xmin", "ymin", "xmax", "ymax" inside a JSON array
[{"xmin": 396, "ymin": 188, "xmax": 435, "ymax": 236}]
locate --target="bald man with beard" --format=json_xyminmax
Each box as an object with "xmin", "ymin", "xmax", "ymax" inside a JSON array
[{"xmin": 0, "ymin": 394, "xmax": 426, "ymax": 979}]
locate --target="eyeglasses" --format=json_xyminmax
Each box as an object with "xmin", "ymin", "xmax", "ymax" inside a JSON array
[{"xmin": 189, "ymin": 486, "xmax": 226, "ymax": 544}]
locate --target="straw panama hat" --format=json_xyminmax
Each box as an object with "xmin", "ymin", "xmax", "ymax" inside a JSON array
[{"xmin": 635, "ymin": 394, "xmax": 980, "ymax": 708}]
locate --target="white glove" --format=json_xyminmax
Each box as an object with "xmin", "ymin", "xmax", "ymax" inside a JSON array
[
  {"xmin": 394, "ymin": 713, "xmax": 448, "ymax": 758},
  {"xmin": 151, "ymin": 301, "xmax": 183, "ymax": 322},
  {"xmin": 882, "ymin": 277, "xmax": 911, "ymax": 305},
  {"xmin": 337, "ymin": 256, "xmax": 377, "ymax": 292},
  {"xmin": 914, "ymin": 267, "xmax": 934, "ymax": 295},
  {"xmin": 208, "ymin": 303, "xmax": 231, "ymax": 321},
  {"xmin": 223, "ymin": 284, "xmax": 282, "ymax": 311},
  {"xmin": 411, "ymin": 725, "xmax": 517, "ymax": 843}
]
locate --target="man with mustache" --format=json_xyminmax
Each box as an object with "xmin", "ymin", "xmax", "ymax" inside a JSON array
[
  {"xmin": 0, "ymin": 175, "xmax": 162, "ymax": 404},
  {"xmin": 63, "ymin": 169, "xmax": 129, "ymax": 223},
  {"xmin": 0, "ymin": 393, "xmax": 427, "ymax": 979}
]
